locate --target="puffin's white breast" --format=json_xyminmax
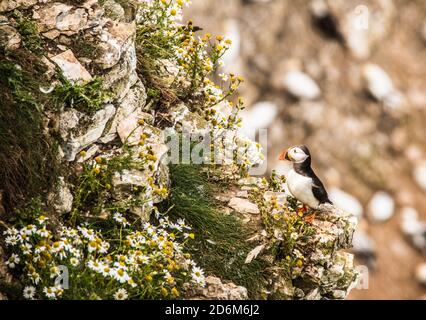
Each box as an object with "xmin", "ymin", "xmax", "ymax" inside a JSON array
[{"xmin": 287, "ymin": 169, "xmax": 320, "ymax": 208}]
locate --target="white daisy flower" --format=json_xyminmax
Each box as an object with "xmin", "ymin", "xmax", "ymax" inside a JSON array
[
  {"xmin": 182, "ymin": 258, "xmax": 194, "ymax": 269},
  {"xmin": 78, "ymin": 227, "xmax": 96, "ymax": 241},
  {"xmin": 32, "ymin": 254, "xmax": 41, "ymax": 263},
  {"xmin": 37, "ymin": 227, "xmax": 50, "ymax": 238},
  {"xmin": 219, "ymin": 73, "xmax": 229, "ymax": 82},
  {"xmin": 50, "ymin": 241, "xmax": 64, "ymax": 253},
  {"xmin": 87, "ymin": 240, "xmax": 99, "ymax": 253},
  {"xmin": 60, "ymin": 239, "xmax": 72, "ymax": 251},
  {"xmin": 29, "ymin": 272, "xmax": 40, "ymax": 285},
  {"xmin": 113, "ymin": 288, "xmax": 128, "ymax": 300},
  {"xmin": 183, "ymin": 233, "xmax": 194, "ymax": 239},
  {"xmin": 3, "ymin": 227, "xmax": 19, "ymax": 237},
  {"xmin": 177, "ymin": 218, "xmax": 191, "ymax": 230},
  {"xmin": 290, "ymin": 232, "xmax": 298, "ymax": 241},
  {"xmin": 100, "ymin": 265, "xmax": 113, "ymax": 277},
  {"xmin": 137, "ymin": 255, "xmax": 149, "ymax": 265},
  {"xmin": 87, "ymin": 260, "xmax": 102, "ymax": 272},
  {"xmin": 99, "ymin": 241, "xmax": 110, "ymax": 254},
  {"xmin": 49, "ymin": 266, "xmax": 60, "ymax": 279},
  {"xmin": 43, "ymin": 286, "xmax": 57, "ymax": 299},
  {"xmin": 55, "ymin": 285, "xmax": 64, "ymax": 298},
  {"xmin": 34, "ymin": 244, "xmax": 47, "ymax": 254},
  {"xmin": 60, "ymin": 227, "xmax": 78, "ymax": 238},
  {"xmin": 164, "ymin": 272, "xmax": 175, "ymax": 285},
  {"xmin": 18, "ymin": 233, "xmax": 30, "ymax": 243},
  {"xmin": 170, "ymin": 222, "xmax": 182, "ymax": 232},
  {"xmin": 5, "ymin": 235, "xmax": 19, "ymax": 246},
  {"xmin": 20, "ymin": 243, "xmax": 32, "ymax": 255},
  {"xmin": 23, "ymin": 286, "xmax": 36, "ymax": 300},
  {"xmin": 70, "ymin": 257, "xmax": 80, "ymax": 267},
  {"xmin": 24, "ymin": 224, "xmax": 38, "ymax": 236},
  {"xmin": 6, "ymin": 253, "xmax": 20, "ymax": 268},
  {"xmin": 70, "ymin": 248, "xmax": 82, "ymax": 259},
  {"xmin": 112, "ymin": 268, "xmax": 130, "ymax": 284},
  {"xmin": 143, "ymin": 223, "xmax": 155, "ymax": 235},
  {"xmin": 113, "ymin": 212, "xmax": 130, "ymax": 227},
  {"xmin": 127, "ymin": 278, "xmax": 137, "ymax": 288},
  {"xmin": 191, "ymin": 266, "xmax": 206, "ymax": 287},
  {"xmin": 36, "ymin": 215, "xmax": 48, "ymax": 225}
]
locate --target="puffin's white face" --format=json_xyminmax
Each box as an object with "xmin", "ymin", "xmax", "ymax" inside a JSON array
[{"xmin": 285, "ymin": 146, "xmax": 309, "ymax": 163}]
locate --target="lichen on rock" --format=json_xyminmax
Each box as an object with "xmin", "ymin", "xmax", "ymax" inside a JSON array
[{"xmin": 189, "ymin": 276, "xmax": 248, "ymax": 300}]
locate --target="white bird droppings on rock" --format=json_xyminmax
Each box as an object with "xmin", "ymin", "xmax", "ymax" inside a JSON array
[
  {"xmin": 415, "ymin": 263, "xmax": 426, "ymax": 286},
  {"xmin": 405, "ymin": 145, "xmax": 423, "ymax": 164},
  {"xmin": 367, "ymin": 191, "xmax": 395, "ymax": 222},
  {"xmin": 239, "ymin": 101, "xmax": 278, "ymax": 136},
  {"xmin": 283, "ymin": 70, "xmax": 321, "ymax": 100},
  {"xmin": 222, "ymin": 19, "xmax": 241, "ymax": 70},
  {"xmin": 413, "ymin": 163, "xmax": 426, "ymax": 192},
  {"xmin": 329, "ymin": 188, "xmax": 363, "ymax": 219},
  {"xmin": 400, "ymin": 207, "xmax": 426, "ymax": 254},
  {"xmin": 400, "ymin": 207, "xmax": 423, "ymax": 236},
  {"xmin": 362, "ymin": 64, "xmax": 394, "ymax": 100},
  {"xmin": 362, "ymin": 63, "xmax": 405, "ymax": 110},
  {"xmin": 352, "ymin": 229, "xmax": 376, "ymax": 257}
]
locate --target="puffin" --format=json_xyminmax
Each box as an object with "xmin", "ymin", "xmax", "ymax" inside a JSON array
[{"xmin": 279, "ymin": 145, "xmax": 332, "ymax": 209}]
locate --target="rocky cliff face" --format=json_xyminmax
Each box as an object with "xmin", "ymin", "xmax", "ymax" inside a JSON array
[{"xmin": 0, "ymin": 0, "xmax": 358, "ymax": 300}]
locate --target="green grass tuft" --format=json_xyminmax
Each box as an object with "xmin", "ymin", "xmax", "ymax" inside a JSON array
[
  {"xmin": 159, "ymin": 164, "xmax": 266, "ymax": 298},
  {"xmin": 0, "ymin": 52, "xmax": 59, "ymax": 213}
]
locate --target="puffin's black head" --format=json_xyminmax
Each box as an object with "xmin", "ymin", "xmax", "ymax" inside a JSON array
[{"xmin": 279, "ymin": 145, "xmax": 311, "ymax": 164}]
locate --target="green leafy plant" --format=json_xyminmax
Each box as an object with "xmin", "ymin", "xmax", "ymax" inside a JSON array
[
  {"xmin": 14, "ymin": 14, "xmax": 43, "ymax": 54},
  {"xmin": 9, "ymin": 197, "xmax": 45, "ymax": 228},
  {"xmin": 52, "ymin": 76, "xmax": 110, "ymax": 114}
]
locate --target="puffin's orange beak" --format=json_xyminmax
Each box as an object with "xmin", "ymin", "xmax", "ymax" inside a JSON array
[{"xmin": 279, "ymin": 149, "xmax": 291, "ymax": 161}]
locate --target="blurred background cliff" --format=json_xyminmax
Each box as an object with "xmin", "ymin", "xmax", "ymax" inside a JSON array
[{"xmin": 186, "ymin": 0, "xmax": 426, "ymax": 299}]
